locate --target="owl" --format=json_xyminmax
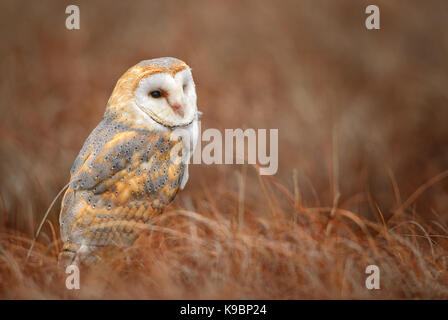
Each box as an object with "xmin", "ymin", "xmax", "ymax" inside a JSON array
[{"xmin": 58, "ymin": 57, "xmax": 199, "ymax": 266}]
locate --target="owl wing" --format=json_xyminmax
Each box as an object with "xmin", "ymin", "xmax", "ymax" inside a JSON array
[
  {"xmin": 69, "ymin": 120, "xmax": 184, "ymax": 193},
  {"xmin": 59, "ymin": 119, "xmax": 186, "ymax": 252}
]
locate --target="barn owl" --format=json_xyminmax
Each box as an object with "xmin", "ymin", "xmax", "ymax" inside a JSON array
[{"xmin": 58, "ymin": 57, "xmax": 199, "ymax": 266}]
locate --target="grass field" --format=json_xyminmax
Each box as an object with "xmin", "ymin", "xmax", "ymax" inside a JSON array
[{"xmin": 1, "ymin": 0, "xmax": 448, "ymax": 299}]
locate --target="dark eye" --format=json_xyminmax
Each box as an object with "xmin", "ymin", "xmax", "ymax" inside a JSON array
[
  {"xmin": 150, "ymin": 90, "xmax": 162, "ymax": 98},
  {"xmin": 183, "ymin": 84, "xmax": 187, "ymax": 91}
]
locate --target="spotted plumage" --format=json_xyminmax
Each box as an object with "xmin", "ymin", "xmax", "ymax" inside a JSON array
[{"xmin": 59, "ymin": 58, "xmax": 199, "ymax": 265}]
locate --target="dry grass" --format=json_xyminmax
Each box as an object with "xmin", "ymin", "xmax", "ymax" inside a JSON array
[
  {"xmin": 1, "ymin": 0, "xmax": 448, "ymax": 299},
  {"xmin": 2, "ymin": 166, "xmax": 448, "ymax": 299}
]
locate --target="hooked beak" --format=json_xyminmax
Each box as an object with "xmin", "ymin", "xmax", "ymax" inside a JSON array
[{"xmin": 169, "ymin": 102, "xmax": 184, "ymax": 117}]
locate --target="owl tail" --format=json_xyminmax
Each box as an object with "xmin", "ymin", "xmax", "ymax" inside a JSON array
[{"xmin": 26, "ymin": 182, "xmax": 71, "ymax": 262}]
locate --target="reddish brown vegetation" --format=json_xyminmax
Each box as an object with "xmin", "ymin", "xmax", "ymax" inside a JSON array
[{"xmin": 1, "ymin": 1, "xmax": 448, "ymax": 299}]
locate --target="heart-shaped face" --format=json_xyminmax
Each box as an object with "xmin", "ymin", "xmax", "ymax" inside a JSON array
[
  {"xmin": 134, "ymin": 67, "xmax": 197, "ymax": 128},
  {"xmin": 106, "ymin": 58, "xmax": 198, "ymax": 129}
]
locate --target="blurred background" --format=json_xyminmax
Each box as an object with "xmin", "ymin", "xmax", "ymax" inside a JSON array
[{"xmin": 0, "ymin": 0, "xmax": 447, "ymax": 235}]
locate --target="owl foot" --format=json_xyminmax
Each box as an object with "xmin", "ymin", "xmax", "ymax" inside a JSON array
[{"xmin": 58, "ymin": 242, "xmax": 100, "ymax": 267}]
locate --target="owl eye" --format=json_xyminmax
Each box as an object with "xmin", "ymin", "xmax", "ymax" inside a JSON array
[
  {"xmin": 150, "ymin": 90, "xmax": 162, "ymax": 98},
  {"xmin": 182, "ymin": 84, "xmax": 187, "ymax": 91}
]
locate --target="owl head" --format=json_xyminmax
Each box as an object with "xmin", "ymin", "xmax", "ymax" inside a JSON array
[{"xmin": 107, "ymin": 57, "xmax": 198, "ymax": 128}]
